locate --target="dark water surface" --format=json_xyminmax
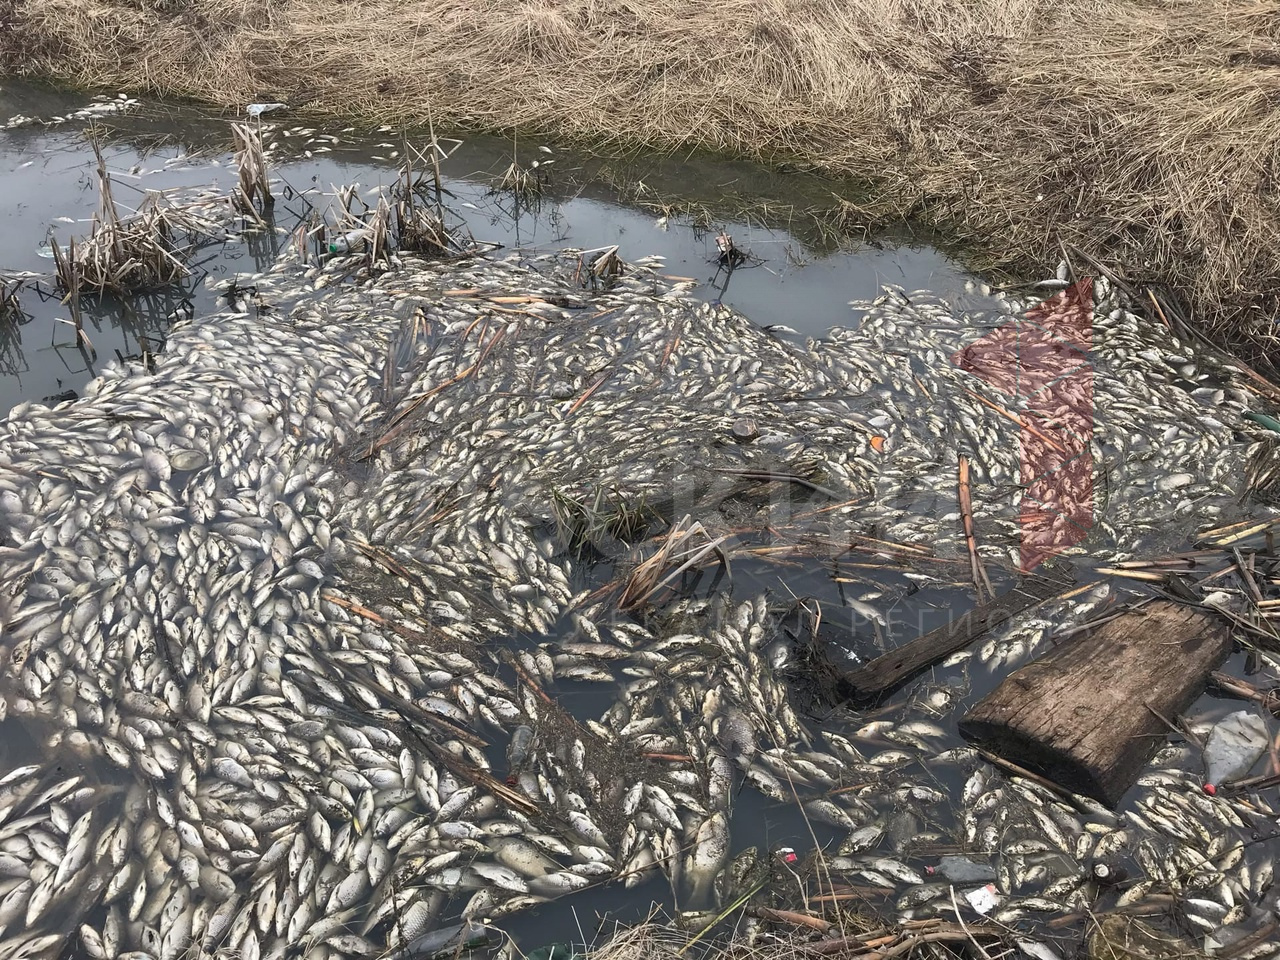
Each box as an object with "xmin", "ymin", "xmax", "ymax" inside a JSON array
[
  {"xmin": 2, "ymin": 81, "xmax": 1276, "ymax": 960},
  {"xmin": 0, "ymin": 80, "xmax": 973, "ymax": 417},
  {"xmin": 0, "ymin": 79, "xmax": 985, "ymax": 954}
]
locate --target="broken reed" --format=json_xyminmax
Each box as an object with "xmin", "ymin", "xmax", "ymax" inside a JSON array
[
  {"xmin": 50, "ymin": 134, "xmax": 195, "ymax": 299},
  {"xmin": 0, "ymin": 276, "xmax": 23, "ymax": 324},
  {"xmin": 231, "ymin": 121, "xmax": 272, "ymax": 221},
  {"xmin": 497, "ymin": 159, "xmax": 542, "ymax": 201},
  {"xmin": 618, "ymin": 515, "xmax": 731, "ymax": 611},
  {"xmin": 495, "ymin": 134, "xmax": 547, "ymax": 203},
  {"xmin": 392, "ymin": 139, "xmax": 454, "ymax": 256},
  {"xmin": 50, "ymin": 236, "xmax": 88, "ymax": 348},
  {"xmin": 367, "ymin": 196, "xmax": 394, "ymax": 268},
  {"xmin": 326, "ymin": 184, "xmax": 394, "ymax": 270},
  {"xmin": 0, "ymin": 276, "xmax": 32, "ymax": 369},
  {"xmin": 575, "ymin": 245, "xmax": 622, "ymax": 290},
  {"xmin": 327, "ymin": 131, "xmax": 473, "ymax": 265},
  {"xmin": 50, "ymin": 203, "xmax": 192, "ymax": 295}
]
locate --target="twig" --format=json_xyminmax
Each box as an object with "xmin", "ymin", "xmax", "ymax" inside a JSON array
[
  {"xmin": 1220, "ymin": 918, "xmax": 1280, "ymax": 959},
  {"xmin": 782, "ymin": 767, "xmax": 836, "ymax": 918},
  {"xmin": 948, "ymin": 887, "xmax": 996, "ymax": 960},
  {"xmin": 958, "ymin": 456, "xmax": 993, "ymax": 601},
  {"xmin": 676, "ymin": 873, "xmax": 771, "ymax": 956},
  {"xmin": 748, "ymin": 907, "xmax": 831, "ymax": 932},
  {"xmin": 1147, "ymin": 289, "xmax": 1170, "ymax": 330},
  {"xmin": 1200, "ymin": 517, "xmax": 1280, "ymax": 546},
  {"xmin": 1093, "ymin": 567, "xmax": 1168, "ymax": 583},
  {"xmin": 977, "ymin": 749, "xmax": 1078, "ymax": 805},
  {"xmin": 566, "ymin": 369, "xmax": 612, "ymax": 416},
  {"xmin": 1210, "ymin": 671, "xmax": 1280, "ymax": 715},
  {"xmin": 1145, "ymin": 702, "xmax": 1203, "ymax": 750},
  {"xmin": 960, "ymin": 386, "xmax": 1067, "ymax": 455},
  {"xmin": 810, "ymin": 887, "xmax": 896, "ymax": 902},
  {"xmin": 715, "ymin": 468, "xmax": 842, "ymax": 500},
  {"xmin": 1234, "ymin": 546, "xmax": 1265, "ymax": 605},
  {"xmin": 1047, "ymin": 894, "xmax": 1180, "ymax": 929}
]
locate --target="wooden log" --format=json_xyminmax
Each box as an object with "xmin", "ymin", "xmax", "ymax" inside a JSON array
[
  {"xmin": 838, "ymin": 561, "xmax": 1073, "ymax": 700},
  {"xmin": 959, "ymin": 600, "xmax": 1232, "ymax": 807}
]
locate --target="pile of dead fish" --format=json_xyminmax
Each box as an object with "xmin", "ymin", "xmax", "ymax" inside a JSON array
[
  {"xmin": 0, "ymin": 238, "xmax": 1277, "ymax": 960},
  {"xmin": 1, "ymin": 92, "xmax": 139, "ymax": 132}
]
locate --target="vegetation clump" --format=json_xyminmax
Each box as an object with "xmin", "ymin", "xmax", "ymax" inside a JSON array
[{"xmin": 4, "ymin": 0, "xmax": 1280, "ymax": 366}]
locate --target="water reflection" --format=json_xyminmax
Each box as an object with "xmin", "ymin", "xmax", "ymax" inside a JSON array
[{"xmin": 0, "ymin": 81, "xmax": 976, "ymax": 415}]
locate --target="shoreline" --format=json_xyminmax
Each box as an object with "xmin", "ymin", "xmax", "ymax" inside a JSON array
[{"xmin": 3, "ymin": 0, "xmax": 1280, "ymax": 372}]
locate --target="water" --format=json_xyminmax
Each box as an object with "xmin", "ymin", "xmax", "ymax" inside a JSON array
[
  {"xmin": 0, "ymin": 82, "xmax": 980, "ymax": 952},
  {"xmin": 2, "ymin": 81, "xmax": 1278, "ymax": 960},
  {"xmin": 0, "ymin": 80, "xmax": 972, "ymax": 417}
]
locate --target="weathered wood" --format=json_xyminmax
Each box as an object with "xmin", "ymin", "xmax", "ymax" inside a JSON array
[
  {"xmin": 960, "ymin": 600, "xmax": 1232, "ymax": 807},
  {"xmin": 839, "ymin": 562, "xmax": 1073, "ymax": 699}
]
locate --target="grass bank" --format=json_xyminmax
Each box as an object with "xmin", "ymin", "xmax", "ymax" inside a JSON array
[{"xmin": 4, "ymin": 0, "xmax": 1280, "ymax": 367}]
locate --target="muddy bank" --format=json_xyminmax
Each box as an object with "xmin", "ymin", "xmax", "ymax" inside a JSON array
[{"xmin": 4, "ymin": 0, "xmax": 1280, "ymax": 369}]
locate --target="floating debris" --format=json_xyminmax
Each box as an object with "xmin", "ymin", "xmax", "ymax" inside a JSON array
[
  {"xmin": 0, "ymin": 275, "xmax": 25, "ymax": 324},
  {"xmin": 231, "ymin": 120, "xmax": 273, "ymax": 221},
  {"xmin": 1201, "ymin": 709, "xmax": 1270, "ymax": 786},
  {"xmin": 1, "ymin": 93, "xmax": 138, "ymax": 131},
  {"xmin": 47, "ymin": 132, "xmax": 217, "ymax": 296},
  {"xmin": 0, "ymin": 225, "xmax": 1277, "ymax": 960},
  {"xmin": 245, "ymin": 101, "xmax": 288, "ymax": 118}
]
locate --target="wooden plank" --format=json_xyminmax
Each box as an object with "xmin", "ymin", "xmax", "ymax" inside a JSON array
[
  {"xmin": 960, "ymin": 600, "xmax": 1232, "ymax": 807},
  {"xmin": 840, "ymin": 561, "xmax": 1073, "ymax": 700}
]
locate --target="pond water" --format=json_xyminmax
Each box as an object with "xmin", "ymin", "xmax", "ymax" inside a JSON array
[
  {"xmin": 2, "ymin": 80, "xmax": 1279, "ymax": 960},
  {"xmin": 0, "ymin": 81, "xmax": 994, "ymax": 957},
  {"xmin": 0, "ymin": 81, "xmax": 972, "ymax": 418}
]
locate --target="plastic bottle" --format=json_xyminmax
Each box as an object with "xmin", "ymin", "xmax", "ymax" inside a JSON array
[{"xmin": 328, "ymin": 229, "xmax": 369, "ymax": 255}]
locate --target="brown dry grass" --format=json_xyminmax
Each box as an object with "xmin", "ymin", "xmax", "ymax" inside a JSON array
[{"xmin": 5, "ymin": 0, "xmax": 1280, "ymax": 363}]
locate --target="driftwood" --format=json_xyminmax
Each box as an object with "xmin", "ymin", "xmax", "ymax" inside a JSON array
[
  {"xmin": 1211, "ymin": 670, "xmax": 1280, "ymax": 715},
  {"xmin": 837, "ymin": 561, "xmax": 1073, "ymax": 700},
  {"xmin": 960, "ymin": 600, "xmax": 1232, "ymax": 806}
]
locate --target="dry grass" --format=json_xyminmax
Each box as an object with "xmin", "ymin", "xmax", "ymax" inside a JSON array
[
  {"xmin": 6, "ymin": 0, "xmax": 1280, "ymax": 363},
  {"xmin": 231, "ymin": 120, "xmax": 272, "ymax": 221},
  {"xmin": 48, "ymin": 134, "xmax": 210, "ymax": 297},
  {"xmin": 393, "ymin": 140, "xmax": 457, "ymax": 256},
  {"xmin": 618, "ymin": 515, "xmax": 730, "ymax": 611},
  {"xmin": 581, "ymin": 914, "xmax": 1208, "ymax": 960}
]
